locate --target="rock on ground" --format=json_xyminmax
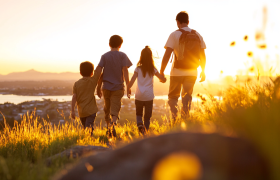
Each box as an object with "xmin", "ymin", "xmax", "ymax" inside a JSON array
[
  {"xmin": 46, "ymin": 145, "xmax": 110, "ymax": 166},
  {"xmin": 55, "ymin": 133, "xmax": 269, "ymax": 180}
]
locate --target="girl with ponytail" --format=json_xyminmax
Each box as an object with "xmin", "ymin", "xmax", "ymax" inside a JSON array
[{"xmin": 128, "ymin": 46, "xmax": 166, "ymax": 134}]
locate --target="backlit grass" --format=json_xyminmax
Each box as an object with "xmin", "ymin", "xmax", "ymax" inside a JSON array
[{"xmin": 0, "ymin": 77, "xmax": 280, "ymax": 180}]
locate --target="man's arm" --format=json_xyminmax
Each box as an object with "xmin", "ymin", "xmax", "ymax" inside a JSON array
[
  {"xmin": 199, "ymin": 49, "xmax": 206, "ymax": 82},
  {"xmin": 123, "ymin": 66, "xmax": 131, "ymax": 99},
  {"xmin": 160, "ymin": 47, "xmax": 173, "ymax": 75},
  {"xmin": 71, "ymin": 94, "xmax": 77, "ymax": 119}
]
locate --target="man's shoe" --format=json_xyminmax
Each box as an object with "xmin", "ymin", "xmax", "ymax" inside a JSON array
[{"xmin": 138, "ymin": 125, "xmax": 145, "ymax": 135}]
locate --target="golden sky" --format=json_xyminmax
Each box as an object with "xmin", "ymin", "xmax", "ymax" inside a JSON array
[{"xmin": 0, "ymin": 0, "xmax": 279, "ymax": 79}]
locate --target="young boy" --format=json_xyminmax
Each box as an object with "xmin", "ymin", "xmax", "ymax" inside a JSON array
[
  {"xmin": 71, "ymin": 61, "xmax": 102, "ymax": 134},
  {"xmin": 96, "ymin": 35, "xmax": 132, "ymax": 137}
]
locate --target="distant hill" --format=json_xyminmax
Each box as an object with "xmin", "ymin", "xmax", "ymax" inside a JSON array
[
  {"xmin": 0, "ymin": 69, "xmax": 172, "ymax": 95},
  {"xmin": 0, "ymin": 69, "xmax": 81, "ymax": 81},
  {"xmin": 1, "ymin": 69, "xmax": 273, "ymax": 96}
]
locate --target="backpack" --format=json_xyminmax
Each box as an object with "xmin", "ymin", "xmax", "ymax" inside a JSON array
[{"xmin": 174, "ymin": 29, "xmax": 201, "ymax": 69}]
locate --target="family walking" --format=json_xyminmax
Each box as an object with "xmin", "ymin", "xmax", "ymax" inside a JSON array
[{"xmin": 71, "ymin": 11, "xmax": 206, "ymax": 137}]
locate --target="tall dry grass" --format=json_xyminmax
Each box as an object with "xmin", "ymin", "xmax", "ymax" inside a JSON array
[{"xmin": 0, "ymin": 77, "xmax": 280, "ymax": 180}]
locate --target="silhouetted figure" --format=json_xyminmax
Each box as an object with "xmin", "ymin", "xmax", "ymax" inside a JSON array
[
  {"xmin": 96, "ymin": 35, "xmax": 132, "ymax": 138},
  {"xmin": 71, "ymin": 61, "xmax": 102, "ymax": 135},
  {"xmin": 128, "ymin": 46, "xmax": 166, "ymax": 134},
  {"xmin": 160, "ymin": 11, "xmax": 206, "ymax": 121}
]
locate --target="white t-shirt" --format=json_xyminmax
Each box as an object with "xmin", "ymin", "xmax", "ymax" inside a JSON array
[
  {"xmin": 134, "ymin": 67, "xmax": 158, "ymax": 101},
  {"xmin": 164, "ymin": 26, "xmax": 206, "ymax": 76}
]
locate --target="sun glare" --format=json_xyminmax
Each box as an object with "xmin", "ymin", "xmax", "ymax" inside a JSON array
[{"xmin": 0, "ymin": 0, "xmax": 279, "ymax": 79}]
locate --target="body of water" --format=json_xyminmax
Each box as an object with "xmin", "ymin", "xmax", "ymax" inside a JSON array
[
  {"xmin": 0, "ymin": 94, "xmax": 170, "ymax": 104},
  {"xmin": 0, "ymin": 94, "xmax": 73, "ymax": 104},
  {"xmin": 0, "ymin": 94, "xmax": 215, "ymax": 104}
]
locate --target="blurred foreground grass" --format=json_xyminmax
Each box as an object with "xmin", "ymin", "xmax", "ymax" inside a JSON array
[{"xmin": 0, "ymin": 77, "xmax": 280, "ymax": 180}]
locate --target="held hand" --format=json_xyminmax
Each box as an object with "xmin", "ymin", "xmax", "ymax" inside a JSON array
[
  {"xmin": 127, "ymin": 88, "xmax": 131, "ymax": 99},
  {"xmin": 160, "ymin": 72, "xmax": 166, "ymax": 83},
  {"xmin": 161, "ymin": 77, "xmax": 167, "ymax": 83},
  {"xmin": 71, "ymin": 112, "xmax": 75, "ymax": 119},
  {"xmin": 199, "ymin": 71, "xmax": 206, "ymax": 82},
  {"xmin": 97, "ymin": 88, "xmax": 102, "ymax": 99}
]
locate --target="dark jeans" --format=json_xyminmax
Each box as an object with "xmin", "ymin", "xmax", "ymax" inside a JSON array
[
  {"xmin": 80, "ymin": 113, "xmax": 96, "ymax": 133},
  {"xmin": 168, "ymin": 76, "xmax": 197, "ymax": 120},
  {"xmin": 135, "ymin": 100, "xmax": 153, "ymax": 130}
]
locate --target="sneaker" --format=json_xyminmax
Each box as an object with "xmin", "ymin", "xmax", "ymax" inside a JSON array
[
  {"xmin": 111, "ymin": 125, "xmax": 117, "ymax": 137},
  {"xmin": 106, "ymin": 127, "xmax": 112, "ymax": 138},
  {"xmin": 108, "ymin": 122, "xmax": 117, "ymax": 138},
  {"xmin": 138, "ymin": 124, "xmax": 145, "ymax": 135}
]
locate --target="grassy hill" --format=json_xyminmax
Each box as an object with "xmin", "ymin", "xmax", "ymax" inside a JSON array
[{"xmin": 0, "ymin": 77, "xmax": 280, "ymax": 180}]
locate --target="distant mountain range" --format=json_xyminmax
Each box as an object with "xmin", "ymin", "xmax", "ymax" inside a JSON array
[
  {"xmin": 0, "ymin": 69, "xmax": 81, "ymax": 81},
  {"xmin": 0, "ymin": 69, "xmax": 143, "ymax": 82},
  {"xmin": 1, "ymin": 69, "xmax": 274, "ymax": 96},
  {"xmin": 0, "ymin": 69, "xmax": 172, "ymax": 95}
]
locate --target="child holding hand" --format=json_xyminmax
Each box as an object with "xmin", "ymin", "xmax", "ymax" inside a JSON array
[
  {"xmin": 96, "ymin": 35, "xmax": 132, "ymax": 138},
  {"xmin": 128, "ymin": 46, "xmax": 166, "ymax": 134}
]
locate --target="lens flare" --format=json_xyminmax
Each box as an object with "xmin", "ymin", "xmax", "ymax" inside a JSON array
[{"xmin": 152, "ymin": 152, "xmax": 202, "ymax": 180}]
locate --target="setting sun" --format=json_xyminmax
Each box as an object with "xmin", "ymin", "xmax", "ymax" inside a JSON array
[{"xmin": 1, "ymin": 0, "xmax": 279, "ymax": 80}]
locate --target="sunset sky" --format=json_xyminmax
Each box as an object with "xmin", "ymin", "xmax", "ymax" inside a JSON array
[{"xmin": 0, "ymin": 0, "xmax": 279, "ymax": 80}]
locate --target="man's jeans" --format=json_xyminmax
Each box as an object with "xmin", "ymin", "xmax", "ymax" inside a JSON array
[
  {"xmin": 168, "ymin": 76, "xmax": 197, "ymax": 120},
  {"xmin": 135, "ymin": 100, "xmax": 153, "ymax": 130},
  {"xmin": 80, "ymin": 113, "xmax": 96, "ymax": 134}
]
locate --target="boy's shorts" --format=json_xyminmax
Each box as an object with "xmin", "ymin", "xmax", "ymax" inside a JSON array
[
  {"xmin": 80, "ymin": 113, "xmax": 96, "ymax": 129},
  {"xmin": 102, "ymin": 89, "xmax": 124, "ymax": 123}
]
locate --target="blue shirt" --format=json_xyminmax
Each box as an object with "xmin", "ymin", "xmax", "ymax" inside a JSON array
[{"xmin": 98, "ymin": 51, "xmax": 132, "ymax": 91}]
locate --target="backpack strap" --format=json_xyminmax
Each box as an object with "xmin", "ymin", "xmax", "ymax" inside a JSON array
[{"xmin": 177, "ymin": 28, "xmax": 196, "ymax": 34}]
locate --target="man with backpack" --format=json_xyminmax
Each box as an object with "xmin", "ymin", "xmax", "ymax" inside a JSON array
[{"xmin": 160, "ymin": 11, "xmax": 206, "ymax": 120}]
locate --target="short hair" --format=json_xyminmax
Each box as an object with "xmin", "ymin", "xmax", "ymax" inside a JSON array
[
  {"xmin": 109, "ymin": 35, "xmax": 123, "ymax": 48},
  {"xmin": 176, "ymin": 11, "xmax": 189, "ymax": 24},
  {"xmin": 80, "ymin": 61, "xmax": 94, "ymax": 77}
]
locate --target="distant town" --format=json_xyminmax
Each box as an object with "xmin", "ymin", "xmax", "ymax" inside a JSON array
[
  {"xmin": 0, "ymin": 70, "xmax": 252, "ymax": 129},
  {"xmin": 0, "ymin": 99, "xmax": 72, "ymax": 124},
  {"xmin": 0, "ymin": 98, "xmax": 169, "ymax": 130}
]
